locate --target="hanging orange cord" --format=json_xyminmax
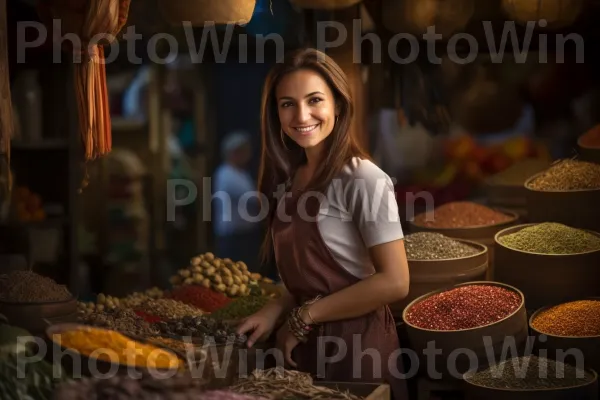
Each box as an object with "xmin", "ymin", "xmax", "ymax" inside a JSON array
[{"xmin": 37, "ymin": 0, "xmax": 130, "ymax": 165}]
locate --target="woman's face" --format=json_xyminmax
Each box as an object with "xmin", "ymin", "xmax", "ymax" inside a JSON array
[{"xmin": 276, "ymin": 69, "xmax": 338, "ymax": 151}]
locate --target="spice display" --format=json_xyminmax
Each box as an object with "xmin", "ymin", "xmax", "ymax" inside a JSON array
[
  {"xmin": 413, "ymin": 201, "xmax": 513, "ymax": 228},
  {"xmin": 466, "ymin": 355, "xmax": 594, "ymax": 389},
  {"xmin": 55, "ymin": 326, "xmax": 182, "ymax": 369},
  {"xmin": 531, "ymin": 300, "xmax": 600, "ymax": 337},
  {"xmin": 230, "ymin": 368, "xmax": 364, "ymax": 400},
  {"xmin": 154, "ymin": 316, "xmax": 247, "ymax": 345},
  {"xmin": 170, "ymin": 252, "xmax": 274, "ymax": 298},
  {"xmin": 210, "ymin": 296, "xmax": 271, "ymax": 321},
  {"xmin": 169, "ymin": 285, "xmax": 232, "ymax": 313},
  {"xmin": 497, "ymin": 223, "xmax": 600, "ymax": 254},
  {"xmin": 487, "ymin": 159, "xmax": 550, "ymax": 186},
  {"xmin": 135, "ymin": 298, "xmax": 205, "ymax": 320},
  {"xmin": 119, "ymin": 287, "xmax": 164, "ymax": 308},
  {"xmin": 579, "ymin": 125, "xmax": 600, "ymax": 148},
  {"xmin": 77, "ymin": 307, "xmax": 159, "ymax": 337},
  {"xmin": 405, "ymin": 284, "xmax": 522, "ymax": 330},
  {"xmin": 527, "ymin": 159, "xmax": 600, "ymax": 191},
  {"xmin": 135, "ymin": 310, "xmax": 162, "ymax": 323},
  {"xmin": 0, "ymin": 270, "xmax": 72, "ymax": 302},
  {"xmin": 404, "ymin": 232, "xmax": 481, "ymax": 260}
]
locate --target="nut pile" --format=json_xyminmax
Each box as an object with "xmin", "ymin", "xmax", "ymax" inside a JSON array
[
  {"xmin": 77, "ymin": 307, "xmax": 159, "ymax": 337},
  {"xmin": 531, "ymin": 300, "xmax": 600, "ymax": 337},
  {"xmin": 497, "ymin": 223, "xmax": 600, "ymax": 254},
  {"xmin": 404, "ymin": 232, "xmax": 481, "ymax": 260},
  {"xmin": 154, "ymin": 316, "xmax": 247, "ymax": 345},
  {"xmin": 527, "ymin": 159, "xmax": 600, "ymax": 191},
  {"xmin": 466, "ymin": 355, "xmax": 595, "ymax": 390},
  {"xmin": 0, "ymin": 270, "xmax": 72, "ymax": 302},
  {"xmin": 135, "ymin": 298, "xmax": 205, "ymax": 320},
  {"xmin": 413, "ymin": 201, "xmax": 513, "ymax": 229},
  {"xmin": 170, "ymin": 252, "xmax": 273, "ymax": 298},
  {"xmin": 405, "ymin": 285, "xmax": 522, "ymax": 330}
]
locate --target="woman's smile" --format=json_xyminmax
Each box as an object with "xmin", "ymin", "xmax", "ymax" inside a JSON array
[{"xmin": 294, "ymin": 123, "xmax": 320, "ymax": 135}]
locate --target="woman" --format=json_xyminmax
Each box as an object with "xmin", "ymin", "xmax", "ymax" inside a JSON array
[{"xmin": 237, "ymin": 48, "xmax": 410, "ymax": 395}]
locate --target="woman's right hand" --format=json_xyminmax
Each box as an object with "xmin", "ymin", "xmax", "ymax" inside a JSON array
[{"xmin": 237, "ymin": 307, "xmax": 279, "ymax": 348}]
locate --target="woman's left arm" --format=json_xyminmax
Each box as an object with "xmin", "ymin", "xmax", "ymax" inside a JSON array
[{"xmin": 300, "ymin": 238, "xmax": 409, "ymax": 324}]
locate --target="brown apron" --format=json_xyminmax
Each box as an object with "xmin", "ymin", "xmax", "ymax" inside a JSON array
[{"xmin": 272, "ymin": 189, "xmax": 408, "ymax": 399}]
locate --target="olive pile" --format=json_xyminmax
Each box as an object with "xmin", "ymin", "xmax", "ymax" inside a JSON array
[
  {"xmin": 169, "ymin": 252, "xmax": 273, "ymax": 298},
  {"xmin": 155, "ymin": 315, "xmax": 247, "ymax": 345}
]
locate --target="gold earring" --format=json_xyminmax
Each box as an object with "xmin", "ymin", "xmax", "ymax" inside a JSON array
[{"xmin": 280, "ymin": 129, "xmax": 289, "ymax": 150}]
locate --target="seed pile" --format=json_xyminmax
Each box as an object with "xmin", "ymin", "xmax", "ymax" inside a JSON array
[
  {"xmin": 230, "ymin": 368, "xmax": 364, "ymax": 400},
  {"xmin": 210, "ymin": 296, "xmax": 271, "ymax": 321},
  {"xmin": 135, "ymin": 298, "xmax": 205, "ymax": 320},
  {"xmin": 0, "ymin": 270, "xmax": 72, "ymax": 302},
  {"xmin": 405, "ymin": 285, "xmax": 522, "ymax": 330},
  {"xmin": 531, "ymin": 300, "xmax": 600, "ymax": 337},
  {"xmin": 404, "ymin": 232, "xmax": 481, "ymax": 260},
  {"xmin": 497, "ymin": 223, "xmax": 600, "ymax": 254},
  {"xmin": 487, "ymin": 159, "xmax": 550, "ymax": 186},
  {"xmin": 466, "ymin": 355, "xmax": 594, "ymax": 390},
  {"xmin": 413, "ymin": 202, "xmax": 513, "ymax": 228},
  {"xmin": 154, "ymin": 315, "xmax": 247, "ymax": 345},
  {"xmin": 77, "ymin": 307, "xmax": 159, "ymax": 337},
  {"xmin": 528, "ymin": 159, "xmax": 600, "ymax": 191}
]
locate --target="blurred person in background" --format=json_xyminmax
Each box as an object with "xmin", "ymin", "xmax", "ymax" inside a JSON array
[{"xmin": 213, "ymin": 131, "xmax": 262, "ymax": 273}]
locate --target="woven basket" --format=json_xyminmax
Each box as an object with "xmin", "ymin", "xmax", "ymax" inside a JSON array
[
  {"xmin": 290, "ymin": 0, "xmax": 362, "ymax": 10},
  {"xmin": 159, "ymin": 0, "xmax": 256, "ymax": 26},
  {"xmin": 382, "ymin": 0, "xmax": 474, "ymax": 38},
  {"xmin": 502, "ymin": 0, "xmax": 583, "ymax": 29}
]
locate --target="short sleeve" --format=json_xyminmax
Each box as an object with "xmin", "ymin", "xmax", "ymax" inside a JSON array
[{"xmin": 344, "ymin": 160, "xmax": 404, "ymax": 248}]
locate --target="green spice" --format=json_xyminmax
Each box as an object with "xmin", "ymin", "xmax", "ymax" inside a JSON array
[
  {"xmin": 405, "ymin": 233, "xmax": 481, "ymax": 260},
  {"xmin": 210, "ymin": 296, "xmax": 271, "ymax": 321},
  {"xmin": 528, "ymin": 159, "xmax": 600, "ymax": 191},
  {"xmin": 467, "ymin": 355, "xmax": 594, "ymax": 390},
  {"xmin": 498, "ymin": 223, "xmax": 600, "ymax": 254}
]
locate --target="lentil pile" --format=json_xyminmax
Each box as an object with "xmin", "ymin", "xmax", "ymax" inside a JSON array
[
  {"xmin": 497, "ymin": 223, "xmax": 600, "ymax": 254},
  {"xmin": 405, "ymin": 285, "xmax": 522, "ymax": 330},
  {"xmin": 531, "ymin": 300, "xmax": 600, "ymax": 337},
  {"xmin": 466, "ymin": 355, "xmax": 594, "ymax": 390},
  {"xmin": 77, "ymin": 307, "xmax": 159, "ymax": 337},
  {"xmin": 527, "ymin": 159, "xmax": 600, "ymax": 191},
  {"xmin": 169, "ymin": 285, "xmax": 232, "ymax": 313},
  {"xmin": 413, "ymin": 201, "xmax": 513, "ymax": 229},
  {"xmin": 154, "ymin": 315, "xmax": 247, "ymax": 345},
  {"xmin": 210, "ymin": 296, "xmax": 271, "ymax": 321},
  {"xmin": 404, "ymin": 232, "xmax": 481, "ymax": 260},
  {"xmin": 230, "ymin": 368, "xmax": 364, "ymax": 400},
  {"xmin": 0, "ymin": 270, "xmax": 72, "ymax": 302},
  {"xmin": 135, "ymin": 298, "xmax": 205, "ymax": 320}
]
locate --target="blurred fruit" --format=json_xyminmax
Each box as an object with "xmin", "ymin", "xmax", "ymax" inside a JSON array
[
  {"xmin": 445, "ymin": 135, "xmax": 477, "ymax": 161},
  {"xmin": 502, "ymin": 137, "xmax": 531, "ymax": 161},
  {"xmin": 462, "ymin": 161, "xmax": 485, "ymax": 181}
]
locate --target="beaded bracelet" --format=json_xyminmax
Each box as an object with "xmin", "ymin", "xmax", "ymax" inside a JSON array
[{"xmin": 288, "ymin": 306, "xmax": 312, "ymax": 343}]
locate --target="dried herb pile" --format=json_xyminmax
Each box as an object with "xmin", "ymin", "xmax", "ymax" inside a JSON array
[
  {"xmin": 466, "ymin": 355, "xmax": 595, "ymax": 390},
  {"xmin": 230, "ymin": 368, "xmax": 365, "ymax": 400},
  {"xmin": 497, "ymin": 223, "xmax": 600, "ymax": 254},
  {"xmin": 0, "ymin": 270, "xmax": 72, "ymax": 302},
  {"xmin": 404, "ymin": 232, "xmax": 481, "ymax": 260},
  {"xmin": 527, "ymin": 159, "xmax": 600, "ymax": 191},
  {"xmin": 210, "ymin": 296, "xmax": 271, "ymax": 321}
]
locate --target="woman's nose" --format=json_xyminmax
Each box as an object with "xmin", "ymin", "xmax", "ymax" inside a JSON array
[{"xmin": 295, "ymin": 104, "xmax": 311, "ymax": 123}]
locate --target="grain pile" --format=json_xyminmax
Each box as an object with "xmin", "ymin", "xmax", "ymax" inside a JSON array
[
  {"xmin": 404, "ymin": 232, "xmax": 481, "ymax": 260},
  {"xmin": 497, "ymin": 223, "xmax": 600, "ymax": 254},
  {"xmin": 527, "ymin": 159, "xmax": 600, "ymax": 191},
  {"xmin": 531, "ymin": 300, "xmax": 600, "ymax": 337},
  {"xmin": 0, "ymin": 270, "xmax": 72, "ymax": 302}
]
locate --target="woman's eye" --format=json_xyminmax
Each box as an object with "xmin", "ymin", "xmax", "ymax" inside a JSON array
[
  {"xmin": 280, "ymin": 102, "xmax": 293, "ymax": 108},
  {"xmin": 309, "ymin": 97, "xmax": 323, "ymax": 104}
]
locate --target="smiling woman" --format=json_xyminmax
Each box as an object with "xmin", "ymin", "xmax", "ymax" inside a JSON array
[{"xmin": 237, "ymin": 48, "xmax": 410, "ymax": 397}]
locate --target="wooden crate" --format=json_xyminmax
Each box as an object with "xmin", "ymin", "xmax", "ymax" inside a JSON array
[{"xmin": 317, "ymin": 382, "xmax": 391, "ymax": 400}]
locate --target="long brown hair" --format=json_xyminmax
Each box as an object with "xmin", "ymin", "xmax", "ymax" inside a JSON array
[{"xmin": 257, "ymin": 47, "xmax": 370, "ymax": 262}]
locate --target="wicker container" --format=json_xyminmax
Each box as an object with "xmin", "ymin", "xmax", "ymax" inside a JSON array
[
  {"xmin": 408, "ymin": 209, "xmax": 519, "ymax": 280},
  {"xmin": 159, "ymin": 0, "xmax": 256, "ymax": 26},
  {"xmin": 463, "ymin": 368, "xmax": 598, "ymax": 400},
  {"xmin": 382, "ymin": 0, "xmax": 475, "ymax": 37},
  {"xmin": 494, "ymin": 224, "xmax": 600, "ymax": 312},
  {"xmin": 502, "ymin": 0, "xmax": 584, "ymax": 29},
  {"xmin": 389, "ymin": 240, "xmax": 488, "ymax": 318},
  {"xmin": 290, "ymin": 0, "xmax": 362, "ymax": 10},
  {"xmin": 529, "ymin": 298, "xmax": 600, "ymax": 375},
  {"xmin": 403, "ymin": 282, "xmax": 529, "ymax": 381},
  {"xmin": 525, "ymin": 174, "xmax": 600, "ymax": 233}
]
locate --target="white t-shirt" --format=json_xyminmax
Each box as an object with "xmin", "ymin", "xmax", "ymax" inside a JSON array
[{"xmin": 278, "ymin": 158, "xmax": 404, "ymax": 279}]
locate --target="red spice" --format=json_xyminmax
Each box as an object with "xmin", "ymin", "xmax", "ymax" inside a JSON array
[
  {"xmin": 134, "ymin": 310, "xmax": 162, "ymax": 323},
  {"xmin": 413, "ymin": 201, "xmax": 513, "ymax": 228},
  {"xmin": 168, "ymin": 285, "xmax": 231, "ymax": 313},
  {"xmin": 404, "ymin": 285, "xmax": 522, "ymax": 331}
]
